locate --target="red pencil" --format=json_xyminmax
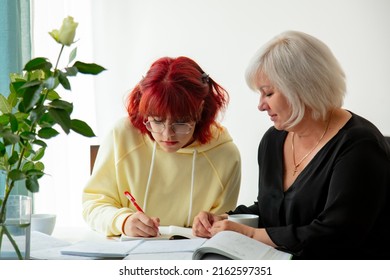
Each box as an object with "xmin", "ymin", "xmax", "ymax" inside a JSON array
[
  {"xmin": 124, "ymin": 191, "xmax": 144, "ymax": 212},
  {"xmin": 124, "ymin": 191, "xmax": 160, "ymax": 236}
]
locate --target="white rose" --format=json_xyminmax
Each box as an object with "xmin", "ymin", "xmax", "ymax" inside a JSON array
[{"xmin": 49, "ymin": 16, "xmax": 78, "ymax": 46}]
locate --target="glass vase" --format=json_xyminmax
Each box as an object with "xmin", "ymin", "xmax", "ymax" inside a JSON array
[{"xmin": 0, "ymin": 195, "xmax": 32, "ymax": 260}]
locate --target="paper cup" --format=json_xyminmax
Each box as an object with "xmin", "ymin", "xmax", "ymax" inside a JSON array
[
  {"xmin": 31, "ymin": 214, "xmax": 56, "ymax": 235},
  {"xmin": 228, "ymin": 214, "xmax": 259, "ymax": 227}
]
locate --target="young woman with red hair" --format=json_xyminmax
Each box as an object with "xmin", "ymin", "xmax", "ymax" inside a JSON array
[{"xmin": 82, "ymin": 56, "xmax": 241, "ymax": 237}]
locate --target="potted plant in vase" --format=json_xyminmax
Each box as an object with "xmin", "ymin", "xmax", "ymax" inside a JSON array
[{"xmin": 0, "ymin": 16, "xmax": 105, "ymax": 259}]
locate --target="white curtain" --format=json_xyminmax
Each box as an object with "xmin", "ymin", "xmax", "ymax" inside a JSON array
[{"xmin": 31, "ymin": 0, "xmax": 98, "ymax": 227}]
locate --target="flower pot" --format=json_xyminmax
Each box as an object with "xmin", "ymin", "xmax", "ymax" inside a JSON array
[{"xmin": 0, "ymin": 195, "xmax": 32, "ymax": 259}]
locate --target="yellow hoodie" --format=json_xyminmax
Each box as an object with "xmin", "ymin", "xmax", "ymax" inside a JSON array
[{"xmin": 82, "ymin": 117, "xmax": 241, "ymax": 236}]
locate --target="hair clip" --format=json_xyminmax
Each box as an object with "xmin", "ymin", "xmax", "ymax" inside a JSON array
[{"xmin": 201, "ymin": 73, "xmax": 210, "ymax": 83}]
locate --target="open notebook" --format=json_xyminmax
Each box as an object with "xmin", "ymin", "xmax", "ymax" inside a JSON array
[{"xmin": 120, "ymin": 225, "xmax": 195, "ymax": 241}]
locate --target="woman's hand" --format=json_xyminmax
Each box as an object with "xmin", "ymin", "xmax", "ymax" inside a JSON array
[
  {"xmin": 123, "ymin": 211, "xmax": 160, "ymax": 237},
  {"xmin": 192, "ymin": 211, "xmax": 227, "ymax": 238},
  {"xmin": 210, "ymin": 219, "xmax": 256, "ymax": 238},
  {"xmin": 210, "ymin": 220, "xmax": 276, "ymax": 247}
]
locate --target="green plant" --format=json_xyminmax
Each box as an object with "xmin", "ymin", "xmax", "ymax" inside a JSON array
[{"xmin": 0, "ymin": 16, "xmax": 105, "ymax": 259}]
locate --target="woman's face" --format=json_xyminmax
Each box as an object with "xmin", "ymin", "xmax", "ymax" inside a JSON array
[
  {"xmin": 146, "ymin": 116, "xmax": 196, "ymax": 153},
  {"xmin": 256, "ymin": 75, "xmax": 291, "ymax": 130}
]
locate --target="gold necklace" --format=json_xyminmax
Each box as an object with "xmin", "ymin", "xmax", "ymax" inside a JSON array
[{"xmin": 291, "ymin": 111, "xmax": 333, "ymax": 176}]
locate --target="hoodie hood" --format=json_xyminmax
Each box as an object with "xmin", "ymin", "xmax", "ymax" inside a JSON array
[{"xmin": 177, "ymin": 125, "xmax": 233, "ymax": 154}]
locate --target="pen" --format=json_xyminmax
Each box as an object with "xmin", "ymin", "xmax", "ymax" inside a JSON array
[
  {"xmin": 124, "ymin": 191, "xmax": 144, "ymax": 212},
  {"xmin": 124, "ymin": 191, "xmax": 161, "ymax": 236}
]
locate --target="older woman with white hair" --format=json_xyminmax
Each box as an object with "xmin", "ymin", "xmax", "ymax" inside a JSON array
[{"xmin": 192, "ymin": 30, "xmax": 390, "ymax": 259}]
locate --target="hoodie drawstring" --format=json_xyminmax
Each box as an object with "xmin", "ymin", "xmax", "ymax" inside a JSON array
[
  {"xmin": 142, "ymin": 141, "xmax": 197, "ymax": 227},
  {"xmin": 187, "ymin": 149, "xmax": 197, "ymax": 226},
  {"xmin": 143, "ymin": 141, "xmax": 157, "ymax": 212}
]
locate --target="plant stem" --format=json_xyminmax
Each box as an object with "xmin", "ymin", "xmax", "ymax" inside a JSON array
[
  {"xmin": 0, "ymin": 224, "xmax": 23, "ymax": 259},
  {"xmin": 54, "ymin": 44, "xmax": 65, "ymax": 71},
  {"xmin": 0, "ymin": 181, "xmax": 11, "ymax": 224}
]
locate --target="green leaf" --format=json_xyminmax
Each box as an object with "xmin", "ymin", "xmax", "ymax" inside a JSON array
[
  {"xmin": 14, "ymin": 111, "xmax": 29, "ymax": 122},
  {"xmin": 8, "ymin": 169, "xmax": 26, "ymax": 181},
  {"xmin": 70, "ymin": 119, "xmax": 96, "ymax": 137},
  {"xmin": 31, "ymin": 147, "xmax": 45, "ymax": 161},
  {"xmin": 20, "ymin": 131, "xmax": 36, "ymax": 141},
  {"xmin": 48, "ymin": 99, "xmax": 73, "ymax": 113},
  {"xmin": 26, "ymin": 169, "xmax": 44, "ymax": 177},
  {"xmin": 21, "ymin": 80, "xmax": 42, "ymax": 89},
  {"xmin": 23, "ymin": 84, "xmax": 43, "ymax": 112},
  {"xmin": 7, "ymin": 91, "xmax": 18, "ymax": 108},
  {"xmin": 46, "ymin": 90, "xmax": 61, "ymax": 101},
  {"xmin": 30, "ymin": 104, "xmax": 46, "ymax": 123},
  {"xmin": 28, "ymin": 69, "xmax": 46, "ymax": 81},
  {"xmin": 48, "ymin": 107, "xmax": 71, "ymax": 134},
  {"xmin": 73, "ymin": 61, "xmax": 106, "ymax": 75},
  {"xmin": 7, "ymin": 150, "xmax": 19, "ymax": 165},
  {"xmin": 38, "ymin": 127, "xmax": 59, "ymax": 139},
  {"xmin": 34, "ymin": 161, "xmax": 45, "ymax": 171},
  {"xmin": 9, "ymin": 73, "xmax": 24, "ymax": 82},
  {"xmin": 38, "ymin": 112, "xmax": 55, "ymax": 127},
  {"xmin": 24, "ymin": 57, "xmax": 52, "ymax": 72},
  {"xmin": 26, "ymin": 175, "xmax": 39, "ymax": 193},
  {"xmin": 10, "ymin": 80, "xmax": 27, "ymax": 97},
  {"xmin": 69, "ymin": 48, "xmax": 77, "ymax": 64},
  {"xmin": 22, "ymin": 161, "xmax": 34, "ymax": 172},
  {"xmin": 17, "ymin": 102, "xmax": 26, "ymax": 114},
  {"xmin": 32, "ymin": 139, "xmax": 47, "ymax": 147},
  {"xmin": 8, "ymin": 113, "xmax": 18, "ymax": 132},
  {"xmin": 0, "ymin": 142, "xmax": 5, "ymax": 156},
  {"xmin": 58, "ymin": 71, "xmax": 71, "ymax": 90},
  {"xmin": 0, "ymin": 115, "xmax": 8, "ymax": 125},
  {"xmin": 0, "ymin": 130, "xmax": 20, "ymax": 145},
  {"xmin": 64, "ymin": 66, "xmax": 78, "ymax": 76},
  {"xmin": 0, "ymin": 95, "xmax": 12, "ymax": 114}
]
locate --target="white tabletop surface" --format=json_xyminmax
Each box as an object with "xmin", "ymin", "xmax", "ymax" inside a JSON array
[{"xmin": 51, "ymin": 226, "xmax": 111, "ymax": 243}]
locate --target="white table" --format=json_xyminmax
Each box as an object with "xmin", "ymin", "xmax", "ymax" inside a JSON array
[{"xmin": 51, "ymin": 226, "xmax": 109, "ymax": 243}]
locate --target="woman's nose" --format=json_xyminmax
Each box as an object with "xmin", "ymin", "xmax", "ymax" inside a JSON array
[
  {"xmin": 258, "ymin": 97, "xmax": 268, "ymax": 111},
  {"xmin": 162, "ymin": 123, "xmax": 175, "ymax": 137}
]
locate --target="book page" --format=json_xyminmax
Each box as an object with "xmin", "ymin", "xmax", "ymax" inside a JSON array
[
  {"xmin": 193, "ymin": 231, "xmax": 292, "ymax": 260},
  {"xmin": 60, "ymin": 239, "xmax": 143, "ymax": 258},
  {"xmin": 129, "ymin": 238, "xmax": 206, "ymax": 254},
  {"xmin": 124, "ymin": 252, "xmax": 193, "ymax": 260},
  {"xmin": 31, "ymin": 247, "xmax": 100, "ymax": 260}
]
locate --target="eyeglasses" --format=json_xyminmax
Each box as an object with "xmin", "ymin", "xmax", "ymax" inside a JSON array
[{"xmin": 144, "ymin": 120, "xmax": 194, "ymax": 134}]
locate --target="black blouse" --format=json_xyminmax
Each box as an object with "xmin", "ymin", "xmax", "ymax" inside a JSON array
[{"xmin": 231, "ymin": 112, "xmax": 390, "ymax": 259}]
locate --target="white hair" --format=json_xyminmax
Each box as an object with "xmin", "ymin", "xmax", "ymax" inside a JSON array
[{"xmin": 246, "ymin": 30, "xmax": 346, "ymax": 128}]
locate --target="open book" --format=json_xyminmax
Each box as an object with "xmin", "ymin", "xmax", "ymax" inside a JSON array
[
  {"xmin": 58, "ymin": 229, "xmax": 291, "ymax": 260},
  {"xmin": 60, "ymin": 226, "xmax": 197, "ymax": 258},
  {"xmin": 192, "ymin": 231, "xmax": 292, "ymax": 260}
]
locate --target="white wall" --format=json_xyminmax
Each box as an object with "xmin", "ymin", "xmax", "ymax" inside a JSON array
[
  {"xmin": 90, "ymin": 0, "xmax": 390, "ymax": 207},
  {"xmin": 32, "ymin": 0, "xmax": 390, "ymax": 227}
]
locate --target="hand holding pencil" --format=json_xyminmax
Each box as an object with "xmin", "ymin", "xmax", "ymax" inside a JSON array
[
  {"xmin": 124, "ymin": 191, "xmax": 144, "ymax": 212},
  {"xmin": 123, "ymin": 191, "xmax": 160, "ymax": 237}
]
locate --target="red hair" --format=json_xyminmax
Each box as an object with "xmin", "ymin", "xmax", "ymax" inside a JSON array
[{"xmin": 126, "ymin": 56, "xmax": 229, "ymax": 144}]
